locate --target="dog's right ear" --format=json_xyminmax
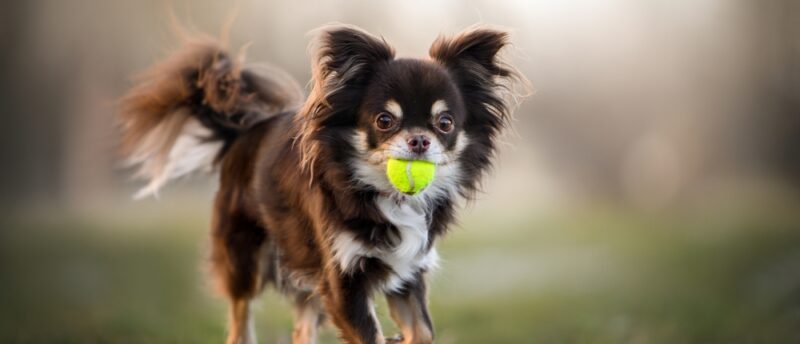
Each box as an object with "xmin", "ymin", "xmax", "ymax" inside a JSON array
[
  {"xmin": 316, "ymin": 26, "xmax": 394, "ymax": 85},
  {"xmin": 297, "ymin": 26, "xmax": 394, "ymax": 175},
  {"xmin": 303, "ymin": 26, "xmax": 395, "ymax": 122}
]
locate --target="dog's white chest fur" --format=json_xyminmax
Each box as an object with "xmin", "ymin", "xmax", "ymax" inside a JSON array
[{"xmin": 331, "ymin": 196, "xmax": 439, "ymax": 292}]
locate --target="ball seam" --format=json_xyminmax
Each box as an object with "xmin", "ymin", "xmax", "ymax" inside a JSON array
[{"xmin": 405, "ymin": 160, "xmax": 415, "ymax": 193}]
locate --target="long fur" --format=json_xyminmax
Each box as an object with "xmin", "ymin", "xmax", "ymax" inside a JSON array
[
  {"xmin": 296, "ymin": 26, "xmax": 396, "ymax": 180},
  {"xmin": 429, "ymin": 28, "xmax": 526, "ymax": 199},
  {"xmin": 120, "ymin": 25, "xmax": 525, "ymax": 344},
  {"xmin": 119, "ymin": 35, "xmax": 302, "ymax": 198}
]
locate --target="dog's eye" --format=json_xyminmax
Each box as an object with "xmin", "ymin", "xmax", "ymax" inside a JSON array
[
  {"xmin": 375, "ymin": 112, "xmax": 396, "ymax": 131},
  {"xmin": 436, "ymin": 112, "xmax": 454, "ymax": 133}
]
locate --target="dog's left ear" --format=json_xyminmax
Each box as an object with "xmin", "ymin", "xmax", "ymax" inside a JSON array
[
  {"xmin": 430, "ymin": 28, "xmax": 510, "ymax": 78},
  {"xmin": 429, "ymin": 28, "xmax": 518, "ymax": 133},
  {"xmin": 430, "ymin": 28, "xmax": 526, "ymax": 199}
]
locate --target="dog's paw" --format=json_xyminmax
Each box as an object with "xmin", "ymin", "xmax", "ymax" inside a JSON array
[{"xmin": 386, "ymin": 334, "xmax": 404, "ymax": 344}]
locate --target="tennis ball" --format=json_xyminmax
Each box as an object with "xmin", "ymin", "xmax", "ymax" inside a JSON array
[{"xmin": 386, "ymin": 159, "xmax": 436, "ymax": 195}]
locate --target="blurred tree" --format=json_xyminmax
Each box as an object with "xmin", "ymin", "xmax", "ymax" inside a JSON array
[
  {"xmin": 0, "ymin": 2, "xmax": 67, "ymax": 208},
  {"xmin": 750, "ymin": 0, "xmax": 800, "ymax": 185}
]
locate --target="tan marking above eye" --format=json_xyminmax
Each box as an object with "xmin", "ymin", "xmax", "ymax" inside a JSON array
[
  {"xmin": 431, "ymin": 99, "xmax": 448, "ymax": 116},
  {"xmin": 454, "ymin": 132, "xmax": 469, "ymax": 153},
  {"xmin": 384, "ymin": 99, "xmax": 403, "ymax": 119}
]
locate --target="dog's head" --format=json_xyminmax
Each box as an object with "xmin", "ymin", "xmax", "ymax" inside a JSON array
[{"xmin": 298, "ymin": 26, "xmax": 522, "ymax": 201}]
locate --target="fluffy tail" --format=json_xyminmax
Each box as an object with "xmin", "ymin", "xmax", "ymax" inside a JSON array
[{"xmin": 119, "ymin": 36, "xmax": 302, "ymax": 198}]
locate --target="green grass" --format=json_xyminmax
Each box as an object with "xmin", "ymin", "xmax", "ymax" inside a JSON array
[{"xmin": 1, "ymin": 205, "xmax": 799, "ymax": 343}]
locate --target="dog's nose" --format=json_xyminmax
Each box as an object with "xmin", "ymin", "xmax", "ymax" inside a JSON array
[{"xmin": 407, "ymin": 135, "xmax": 431, "ymax": 154}]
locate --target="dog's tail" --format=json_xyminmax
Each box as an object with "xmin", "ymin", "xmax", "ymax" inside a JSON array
[{"xmin": 119, "ymin": 35, "xmax": 302, "ymax": 198}]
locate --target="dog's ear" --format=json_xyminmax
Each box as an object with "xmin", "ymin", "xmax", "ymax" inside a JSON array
[
  {"xmin": 430, "ymin": 28, "xmax": 510, "ymax": 79},
  {"xmin": 316, "ymin": 26, "xmax": 394, "ymax": 84},
  {"xmin": 429, "ymin": 28, "xmax": 516, "ymax": 133},
  {"xmin": 297, "ymin": 26, "xmax": 394, "ymax": 174},
  {"xmin": 300, "ymin": 26, "xmax": 394, "ymax": 126},
  {"xmin": 430, "ymin": 28, "xmax": 525, "ymax": 199}
]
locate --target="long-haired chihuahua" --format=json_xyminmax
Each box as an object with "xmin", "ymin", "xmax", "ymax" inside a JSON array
[{"xmin": 119, "ymin": 24, "xmax": 524, "ymax": 344}]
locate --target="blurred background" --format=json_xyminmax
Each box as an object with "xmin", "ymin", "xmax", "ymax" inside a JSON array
[{"xmin": 1, "ymin": 0, "xmax": 799, "ymax": 342}]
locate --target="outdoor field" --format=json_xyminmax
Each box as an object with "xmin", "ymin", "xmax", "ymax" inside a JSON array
[
  {"xmin": 2, "ymin": 197, "xmax": 798, "ymax": 343},
  {"xmin": 2, "ymin": 1, "xmax": 800, "ymax": 343}
]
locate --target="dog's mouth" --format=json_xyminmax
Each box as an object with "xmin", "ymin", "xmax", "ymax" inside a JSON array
[{"xmin": 367, "ymin": 150, "xmax": 456, "ymax": 167}]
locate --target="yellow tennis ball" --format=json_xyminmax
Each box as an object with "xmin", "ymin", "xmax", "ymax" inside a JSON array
[{"xmin": 386, "ymin": 159, "xmax": 436, "ymax": 195}]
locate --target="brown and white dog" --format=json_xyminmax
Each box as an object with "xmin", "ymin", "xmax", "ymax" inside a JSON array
[{"xmin": 119, "ymin": 25, "xmax": 523, "ymax": 344}]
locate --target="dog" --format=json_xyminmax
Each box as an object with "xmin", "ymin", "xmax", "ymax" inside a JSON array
[{"xmin": 119, "ymin": 24, "xmax": 523, "ymax": 344}]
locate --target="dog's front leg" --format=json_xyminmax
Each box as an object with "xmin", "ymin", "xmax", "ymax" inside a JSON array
[
  {"xmin": 321, "ymin": 257, "xmax": 385, "ymax": 344},
  {"xmin": 385, "ymin": 272, "xmax": 434, "ymax": 344}
]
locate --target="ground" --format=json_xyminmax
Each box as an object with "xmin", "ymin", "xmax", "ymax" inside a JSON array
[{"xmin": 1, "ymin": 202, "xmax": 799, "ymax": 343}]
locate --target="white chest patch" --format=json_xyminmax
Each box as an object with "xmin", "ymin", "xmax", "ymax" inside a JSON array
[{"xmin": 330, "ymin": 196, "xmax": 439, "ymax": 292}]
